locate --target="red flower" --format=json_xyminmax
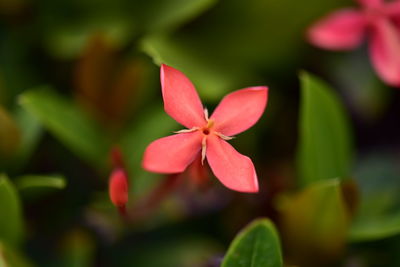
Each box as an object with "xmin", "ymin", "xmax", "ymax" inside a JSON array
[
  {"xmin": 142, "ymin": 64, "xmax": 268, "ymax": 193},
  {"xmin": 308, "ymin": 0, "xmax": 400, "ymax": 87},
  {"xmin": 109, "ymin": 168, "xmax": 129, "ymax": 207}
]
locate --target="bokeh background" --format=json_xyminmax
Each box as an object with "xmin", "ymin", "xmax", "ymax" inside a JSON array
[{"xmin": 1, "ymin": 0, "xmax": 400, "ymax": 266}]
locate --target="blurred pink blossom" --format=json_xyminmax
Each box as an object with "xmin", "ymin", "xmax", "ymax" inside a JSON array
[{"xmin": 308, "ymin": 0, "xmax": 400, "ymax": 87}]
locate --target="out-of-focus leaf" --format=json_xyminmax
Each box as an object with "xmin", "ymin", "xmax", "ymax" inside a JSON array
[
  {"xmin": 11, "ymin": 107, "xmax": 42, "ymax": 168},
  {"xmin": 142, "ymin": 0, "xmax": 349, "ymax": 101},
  {"xmin": 0, "ymin": 242, "xmax": 32, "ymax": 267},
  {"xmin": 278, "ymin": 178, "xmax": 350, "ymax": 265},
  {"xmin": 19, "ymin": 87, "xmax": 111, "ymax": 169},
  {"xmin": 119, "ymin": 106, "xmax": 177, "ymax": 196},
  {"xmin": 15, "ymin": 174, "xmax": 65, "ymax": 202},
  {"xmin": 297, "ymin": 72, "xmax": 353, "ymax": 187},
  {"xmin": 0, "ymin": 106, "xmax": 20, "ymax": 158},
  {"xmin": 221, "ymin": 218, "xmax": 283, "ymax": 267},
  {"xmin": 0, "ymin": 174, "xmax": 24, "ymax": 247},
  {"xmin": 349, "ymin": 153, "xmax": 400, "ymax": 242},
  {"xmin": 15, "ymin": 174, "xmax": 66, "ymax": 190},
  {"xmin": 130, "ymin": 0, "xmax": 217, "ymax": 33}
]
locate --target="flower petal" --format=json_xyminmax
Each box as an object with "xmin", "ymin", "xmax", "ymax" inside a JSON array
[
  {"xmin": 369, "ymin": 19, "xmax": 400, "ymax": 87},
  {"xmin": 210, "ymin": 86, "xmax": 268, "ymax": 136},
  {"xmin": 386, "ymin": 1, "xmax": 400, "ymax": 28},
  {"xmin": 308, "ymin": 9, "xmax": 367, "ymax": 50},
  {"xmin": 161, "ymin": 64, "xmax": 206, "ymax": 128},
  {"xmin": 142, "ymin": 132, "xmax": 202, "ymax": 173},
  {"xmin": 206, "ymin": 135, "xmax": 258, "ymax": 193},
  {"xmin": 109, "ymin": 168, "xmax": 129, "ymax": 207}
]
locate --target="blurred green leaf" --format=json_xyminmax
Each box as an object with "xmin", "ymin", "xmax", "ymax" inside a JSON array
[
  {"xmin": 0, "ymin": 174, "xmax": 24, "ymax": 247},
  {"xmin": 12, "ymin": 107, "xmax": 42, "ymax": 168},
  {"xmin": 130, "ymin": 0, "xmax": 217, "ymax": 33},
  {"xmin": 120, "ymin": 106, "xmax": 178, "ymax": 196},
  {"xmin": 297, "ymin": 72, "xmax": 353, "ymax": 187},
  {"xmin": 15, "ymin": 174, "xmax": 66, "ymax": 190},
  {"xmin": 221, "ymin": 218, "xmax": 283, "ymax": 267},
  {"xmin": 349, "ymin": 153, "xmax": 400, "ymax": 242},
  {"xmin": 19, "ymin": 87, "xmax": 111, "ymax": 169},
  {"xmin": 0, "ymin": 242, "xmax": 32, "ymax": 267},
  {"xmin": 278, "ymin": 178, "xmax": 350, "ymax": 265}
]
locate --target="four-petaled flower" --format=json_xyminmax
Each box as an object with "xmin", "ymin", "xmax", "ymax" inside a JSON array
[
  {"xmin": 308, "ymin": 0, "xmax": 400, "ymax": 87},
  {"xmin": 142, "ymin": 64, "xmax": 268, "ymax": 193}
]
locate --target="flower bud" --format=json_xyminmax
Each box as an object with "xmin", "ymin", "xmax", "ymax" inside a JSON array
[{"xmin": 109, "ymin": 168, "xmax": 128, "ymax": 207}]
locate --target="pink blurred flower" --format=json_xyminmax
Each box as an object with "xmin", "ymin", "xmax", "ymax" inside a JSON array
[
  {"xmin": 109, "ymin": 168, "xmax": 129, "ymax": 207},
  {"xmin": 142, "ymin": 64, "xmax": 268, "ymax": 193},
  {"xmin": 308, "ymin": 0, "xmax": 400, "ymax": 87}
]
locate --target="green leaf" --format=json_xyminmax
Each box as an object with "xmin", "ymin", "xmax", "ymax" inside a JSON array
[
  {"xmin": 297, "ymin": 72, "xmax": 353, "ymax": 187},
  {"xmin": 0, "ymin": 174, "xmax": 24, "ymax": 247},
  {"xmin": 130, "ymin": 0, "xmax": 217, "ymax": 33},
  {"xmin": 349, "ymin": 153, "xmax": 400, "ymax": 242},
  {"xmin": 119, "ymin": 106, "xmax": 178, "ymax": 196},
  {"xmin": 11, "ymin": 106, "xmax": 42, "ymax": 168},
  {"xmin": 221, "ymin": 219, "xmax": 283, "ymax": 267},
  {"xmin": 19, "ymin": 87, "xmax": 111, "ymax": 169},
  {"xmin": 278, "ymin": 178, "xmax": 350, "ymax": 265},
  {"xmin": 15, "ymin": 174, "xmax": 66, "ymax": 190}
]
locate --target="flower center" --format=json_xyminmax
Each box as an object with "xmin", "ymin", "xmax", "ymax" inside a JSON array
[
  {"xmin": 201, "ymin": 119, "xmax": 214, "ymax": 136},
  {"xmin": 202, "ymin": 129, "xmax": 210, "ymax": 135}
]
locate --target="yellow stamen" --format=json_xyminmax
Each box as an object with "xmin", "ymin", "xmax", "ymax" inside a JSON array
[{"xmin": 206, "ymin": 119, "xmax": 214, "ymax": 129}]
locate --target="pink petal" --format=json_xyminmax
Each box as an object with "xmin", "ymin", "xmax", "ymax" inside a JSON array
[
  {"xmin": 308, "ymin": 9, "xmax": 367, "ymax": 50},
  {"xmin": 369, "ymin": 19, "xmax": 400, "ymax": 87},
  {"xmin": 210, "ymin": 86, "xmax": 268, "ymax": 136},
  {"xmin": 206, "ymin": 135, "xmax": 258, "ymax": 193},
  {"xmin": 109, "ymin": 168, "xmax": 129, "ymax": 207},
  {"xmin": 142, "ymin": 132, "xmax": 202, "ymax": 173},
  {"xmin": 161, "ymin": 64, "xmax": 206, "ymax": 128},
  {"xmin": 386, "ymin": 1, "xmax": 400, "ymax": 28}
]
